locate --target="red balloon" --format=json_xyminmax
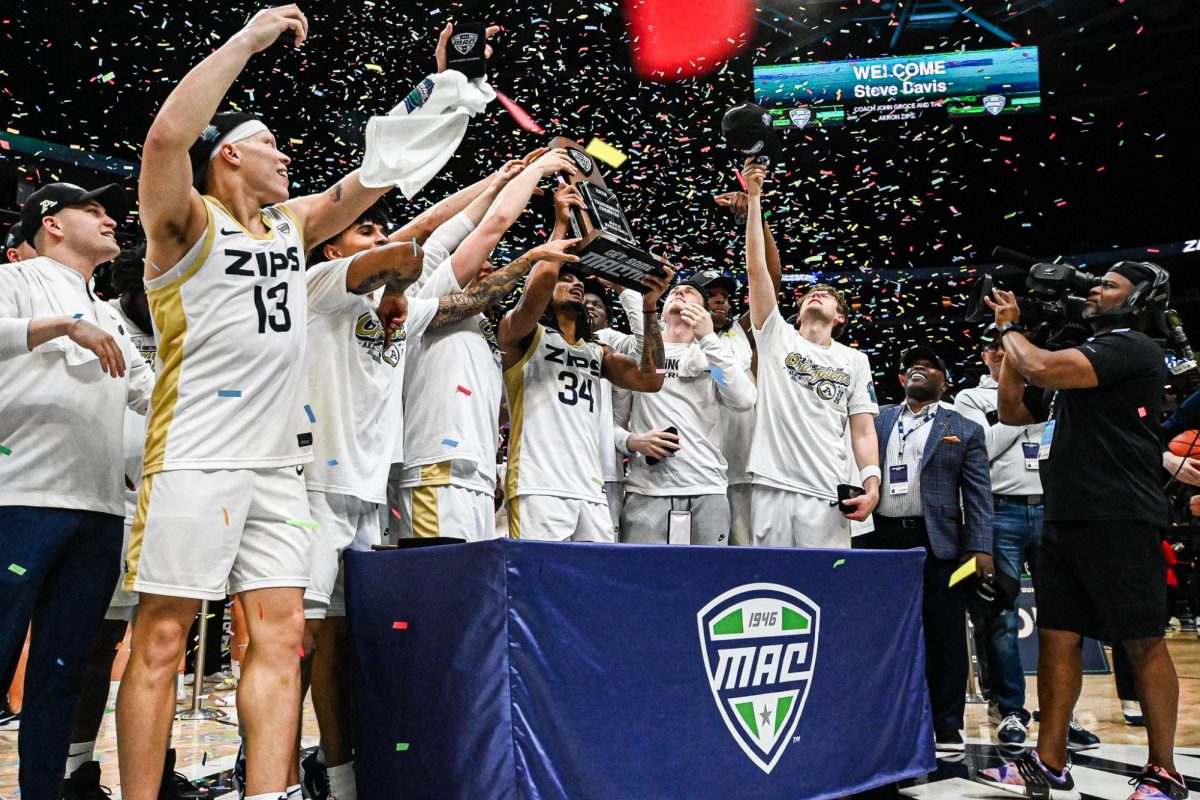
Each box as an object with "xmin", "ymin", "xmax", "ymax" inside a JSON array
[{"xmin": 626, "ymin": 0, "xmax": 755, "ymax": 81}]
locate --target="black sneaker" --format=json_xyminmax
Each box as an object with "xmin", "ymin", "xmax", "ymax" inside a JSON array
[
  {"xmin": 997, "ymin": 712, "xmax": 1030, "ymax": 745},
  {"xmin": 935, "ymin": 728, "xmax": 965, "ymax": 752},
  {"xmin": 974, "ymin": 750, "xmax": 1081, "ymax": 799},
  {"xmin": 0, "ymin": 708, "xmax": 19, "ymax": 731},
  {"xmin": 61, "ymin": 761, "xmax": 113, "ymax": 800},
  {"xmin": 1067, "ymin": 717, "xmax": 1100, "ymax": 751},
  {"xmin": 300, "ymin": 750, "xmax": 330, "ymax": 800},
  {"xmin": 1127, "ymin": 764, "xmax": 1189, "ymax": 799},
  {"xmin": 158, "ymin": 748, "xmax": 195, "ymax": 800}
]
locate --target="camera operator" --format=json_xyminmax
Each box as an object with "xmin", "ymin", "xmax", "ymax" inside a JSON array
[{"xmin": 976, "ymin": 262, "xmax": 1186, "ymax": 800}]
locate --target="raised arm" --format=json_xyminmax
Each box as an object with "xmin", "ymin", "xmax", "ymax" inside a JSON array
[
  {"xmin": 448, "ymin": 149, "xmax": 577, "ymax": 289},
  {"xmin": 985, "ymin": 289, "xmax": 1098, "ymax": 389},
  {"xmin": 600, "ymin": 268, "xmax": 673, "ymax": 393},
  {"xmin": 342, "ymin": 240, "xmax": 425, "ymax": 295},
  {"xmin": 996, "ymin": 355, "xmax": 1037, "ymax": 426},
  {"xmin": 427, "ymin": 239, "xmax": 579, "ymax": 332},
  {"xmin": 743, "ymin": 163, "xmax": 775, "ymax": 329},
  {"xmin": 140, "ymin": 6, "xmax": 309, "ymax": 275}
]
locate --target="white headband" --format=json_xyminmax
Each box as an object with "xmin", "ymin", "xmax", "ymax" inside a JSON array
[{"xmin": 208, "ymin": 120, "xmax": 270, "ymax": 161}]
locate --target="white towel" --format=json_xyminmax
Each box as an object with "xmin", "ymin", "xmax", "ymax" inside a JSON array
[{"xmin": 361, "ymin": 69, "xmax": 496, "ymax": 199}]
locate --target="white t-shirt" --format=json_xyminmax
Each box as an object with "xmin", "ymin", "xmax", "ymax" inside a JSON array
[
  {"xmin": 594, "ymin": 326, "xmax": 639, "ymax": 483},
  {"xmin": 305, "ymin": 256, "xmax": 438, "ymax": 504},
  {"xmin": 0, "ymin": 258, "xmax": 154, "ymax": 515},
  {"xmin": 109, "ymin": 299, "xmax": 158, "ymax": 523},
  {"xmin": 623, "ymin": 333, "xmax": 756, "ymax": 496},
  {"xmin": 717, "ymin": 323, "xmax": 755, "ymax": 486},
  {"xmin": 503, "ymin": 325, "xmax": 606, "ymax": 502},
  {"xmin": 748, "ymin": 310, "xmax": 878, "ymax": 501}
]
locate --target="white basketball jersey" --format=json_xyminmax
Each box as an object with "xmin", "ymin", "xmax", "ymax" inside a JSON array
[
  {"xmin": 109, "ymin": 299, "xmax": 157, "ymax": 522},
  {"xmin": 398, "ymin": 313, "xmax": 503, "ymax": 493},
  {"xmin": 305, "ymin": 257, "xmax": 438, "ymax": 503},
  {"xmin": 504, "ymin": 325, "xmax": 606, "ymax": 502},
  {"xmin": 142, "ymin": 196, "xmax": 312, "ymax": 474}
]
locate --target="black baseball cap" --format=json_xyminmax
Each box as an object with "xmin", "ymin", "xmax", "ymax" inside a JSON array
[
  {"xmin": 692, "ymin": 268, "xmax": 738, "ymax": 297},
  {"xmin": 901, "ymin": 345, "xmax": 950, "ymax": 377},
  {"xmin": 20, "ymin": 182, "xmax": 129, "ymax": 246},
  {"xmin": 670, "ymin": 276, "xmax": 709, "ymax": 303},
  {"xmin": 721, "ymin": 102, "xmax": 783, "ymax": 165},
  {"xmin": 188, "ymin": 111, "xmax": 265, "ymax": 190},
  {"xmin": 4, "ymin": 221, "xmax": 23, "ymax": 250}
]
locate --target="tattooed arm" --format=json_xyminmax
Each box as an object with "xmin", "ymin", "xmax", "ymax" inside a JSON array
[
  {"xmin": 600, "ymin": 267, "xmax": 673, "ymax": 392},
  {"xmin": 342, "ymin": 239, "xmax": 425, "ymax": 295},
  {"xmin": 283, "ymin": 169, "xmax": 392, "ymax": 255}
]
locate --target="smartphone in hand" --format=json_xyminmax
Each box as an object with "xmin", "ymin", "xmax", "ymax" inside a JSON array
[
  {"xmin": 836, "ymin": 483, "xmax": 864, "ymax": 513},
  {"xmin": 645, "ymin": 426, "xmax": 679, "ymax": 467},
  {"xmin": 445, "ymin": 22, "xmax": 488, "ymax": 79}
]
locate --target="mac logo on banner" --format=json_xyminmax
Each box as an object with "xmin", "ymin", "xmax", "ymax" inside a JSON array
[
  {"xmin": 697, "ymin": 583, "xmax": 820, "ymax": 774},
  {"xmin": 788, "ymin": 108, "xmax": 812, "ymax": 128},
  {"xmin": 982, "ymin": 94, "xmax": 1007, "ymax": 115},
  {"xmin": 452, "ymin": 32, "xmax": 478, "ymax": 55}
]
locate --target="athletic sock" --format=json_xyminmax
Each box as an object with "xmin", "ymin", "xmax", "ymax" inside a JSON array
[
  {"xmin": 317, "ymin": 743, "xmax": 327, "ymax": 765},
  {"xmin": 327, "ymin": 762, "xmax": 357, "ymax": 800},
  {"xmin": 65, "ymin": 740, "xmax": 96, "ymax": 774}
]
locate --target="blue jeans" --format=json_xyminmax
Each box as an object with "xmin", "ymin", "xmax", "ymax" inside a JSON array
[
  {"xmin": 986, "ymin": 497, "xmax": 1043, "ymax": 716},
  {"xmin": 0, "ymin": 506, "xmax": 122, "ymax": 800}
]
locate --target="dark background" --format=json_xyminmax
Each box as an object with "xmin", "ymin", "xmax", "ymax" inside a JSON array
[{"xmin": 2, "ymin": 0, "xmax": 1199, "ymax": 398}]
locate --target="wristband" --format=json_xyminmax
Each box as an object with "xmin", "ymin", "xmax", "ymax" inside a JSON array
[
  {"xmin": 859, "ymin": 465, "xmax": 881, "ymax": 484},
  {"xmin": 996, "ymin": 322, "xmax": 1026, "ymax": 338}
]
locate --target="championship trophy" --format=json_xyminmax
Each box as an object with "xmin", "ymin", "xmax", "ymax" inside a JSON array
[{"xmin": 549, "ymin": 136, "xmax": 670, "ymax": 292}]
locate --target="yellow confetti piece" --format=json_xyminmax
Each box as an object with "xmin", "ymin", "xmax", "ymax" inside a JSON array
[
  {"xmin": 365, "ymin": 64, "xmax": 384, "ymax": 73},
  {"xmin": 585, "ymin": 137, "xmax": 629, "ymax": 169}
]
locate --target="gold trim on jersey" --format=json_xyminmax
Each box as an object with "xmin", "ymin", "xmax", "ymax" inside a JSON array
[
  {"xmin": 410, "ymin": 486, "xmax": 440, "ymax": 538},
  {"xmin": 141, "ymin": 211, "xmax": 215, "ymax": 474},
  {"xmin": 204, "ymin": 194, "xmax": 279, "ymax": 241},
  {"xmin": 506, "ymin": 495, "xmax": 521, "ymax": 539},
  {"xmin": 123, "ymin": 473, "xmax": 155, "ymax": 590},
  {"xmin": 501, "ymin": 325, "xmax": 542, "ymax": 502}
]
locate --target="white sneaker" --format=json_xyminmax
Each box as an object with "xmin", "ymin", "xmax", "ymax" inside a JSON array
[{"xmin": 1122, "ymin": 700, "xmax": 1145, "ymax": 726}]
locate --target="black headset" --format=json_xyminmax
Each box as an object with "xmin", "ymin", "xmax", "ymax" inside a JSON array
[{"xmin": 1116, "ymin": 261, "xmax": 1170, "ymax": 314}]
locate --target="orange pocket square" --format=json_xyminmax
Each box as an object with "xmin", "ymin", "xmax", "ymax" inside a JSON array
[{"xmin": 941, "ymin": 435, "xmax": 962, "ymax": 443}]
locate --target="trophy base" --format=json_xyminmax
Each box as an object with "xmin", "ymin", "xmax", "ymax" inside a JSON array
[{"xmin": 572, "ymin": 231, "xmax": 669, "ymax": 292}]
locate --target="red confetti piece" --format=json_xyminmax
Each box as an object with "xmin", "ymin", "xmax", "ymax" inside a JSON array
[
  {"xmin": 1138, "ymin": 407, "xmax": 1147, "ymax": 418},
  {"xmin": 392, "ymin": 621, "xmax": 409, "ymax": 630},
  {"xmin": 391, "ymin": 506, "xmax": 402, "ymax": 519},
  {"xmin": 494, "ymin": 90, "xmax": 545, "ymax": 135},
  {"xmin": 734, "ymin": 169, "xmax": 747, "ymax": 191},
  {"xmin": 456, "ymin": 385, "xmax": 473, "ymax": 396}
]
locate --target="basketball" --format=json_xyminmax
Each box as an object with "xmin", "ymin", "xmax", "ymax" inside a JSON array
[{"xmin": 1168, "ymin": 430, "xmax": 1200, "ymax": 458}]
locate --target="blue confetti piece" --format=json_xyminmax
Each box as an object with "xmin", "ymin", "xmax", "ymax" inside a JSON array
[
  {"xmin": 709, "ymin": 366, "xmax": 728, "ymax": 387},
  {"xmin": 327, "ymin": 459, "xmax": 339, "ymax": 466},
  {"xmin": 217, "ymin": 390, "xmax": 242, "ymax": 398},
  {"xmin": 56, "ymin": 658, "xmax": 64, "ymax": 666},
  {"xmin": 304, "ymin": 404, "xmax": 316, "ymax": 423},
  {"xmin": 72, "ymin": 313, "xmax": 83, "ymax": 319},
  {"xmin": 441, "ymin": 438, "xmax": 459, "ymax": 447}
]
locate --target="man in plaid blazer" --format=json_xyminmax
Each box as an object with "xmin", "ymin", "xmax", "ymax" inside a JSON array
[{"xmin": 855, "ymin": 345, "xmax": 993, "ymax": 752}]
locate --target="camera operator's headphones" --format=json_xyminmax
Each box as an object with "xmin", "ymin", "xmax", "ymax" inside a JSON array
[{"xmin": 1110, "ymin": 261, "xmax": 1170, "ymax": 315}]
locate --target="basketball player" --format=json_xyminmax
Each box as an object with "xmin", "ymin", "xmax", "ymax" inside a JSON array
[
  {"xmin": 743, "ymin": 162, "xmax": 881, "ymax": 547},
  {"xmin": 296, "ymin": 202, "xmax": 578, "ymax": 799},
  {"xmin": 620, "ymin": 278, "xmax": 756, "ymax": 544},
  {"xmin": 499, "ymin": 185, "xmax": 672, "ymax": 541},
  {"xmin": 393, "ymin": 150, "xmax": 580, "ymax": 542},
  {"xmin": 114, "ymin": 8, "xmax": 416, "ymax": 799},
  {"xmin": 712, "ymin": 187, "xmax": 784, "ymax": 545}
]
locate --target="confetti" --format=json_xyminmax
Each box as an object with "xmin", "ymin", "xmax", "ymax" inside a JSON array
[
  {"xmin": 441, "ymin": 438, "xmax": 459, "ymax": 447},
  {"xmin": 456, "ymin": 385, "xmax": 472, "ymax": 396},
  {"xmin": 304, "ymin": 404, "xmax": 316, "ymax": 423},
  {"xmin": 396, "ymin": 742, "xmax": 410, "ymax": 752},
  {"xmin": 217, "ymin": 390, "xmax": 242, "ymax": 398},
  {"xmin": 833, "ymin": 558, "xmax": 846, "ymax": 568},
  {"xmin": 0, "ymin": 445, "xmax": 12, "ymax": 456},
  {"xmin": 392, "ymin": 621, "xmax": 409, "ymax": 630},
  {"xmin": 286, "ymin": 518, "xmax": 320, "ymax": 530},
  {"xmin": 223, "ymin": 507, "xmax": 229, "ymax": 526},
  {"xmin": 584, "ymin": 138, "xmax": 629, "ymax": 169},
  {"xmin": 8, "ymin": 564, "xmax": 27, "ymax": 576},
  {"xmin": 494, "ymin": 89, "xmax": 546, "ymax": 135}
]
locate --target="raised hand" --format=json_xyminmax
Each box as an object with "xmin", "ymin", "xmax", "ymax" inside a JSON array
[
  {"xmin": 641, "ymin": 265, "xmax": 677, "ymax": 307},
  {"xmin": 743, "ymin": 163, "xmax": 767, "ymax": 197},
  {"xmin": 233, "ymin": 5, "xmax": 309, "ymax": 53},
  {"xmin": 714, "ymin": 191, "xmax": 749, "ymax": 218},
  {"xmin": 679, "ymin": 302, "xmax": 714, "ymax": 339},
  {"xmin": 528, "ymin": 238, "xmax": 582, "ymax": 264},
  {"xmin": 436, "ymin": 23, "xmax": 502, "ymax": 73},
  {"xmin": 552, "ymin": 183, "xmax": 585, "ymax": 229},
  {"xmin": 69, "ymin": 320, "xmax": 127, "ymax": 378}
]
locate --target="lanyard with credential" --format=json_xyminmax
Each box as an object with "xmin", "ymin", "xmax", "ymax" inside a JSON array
[{"xmin": 897, "ymin": 410, "xmax": 935, "ymax": 459}]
